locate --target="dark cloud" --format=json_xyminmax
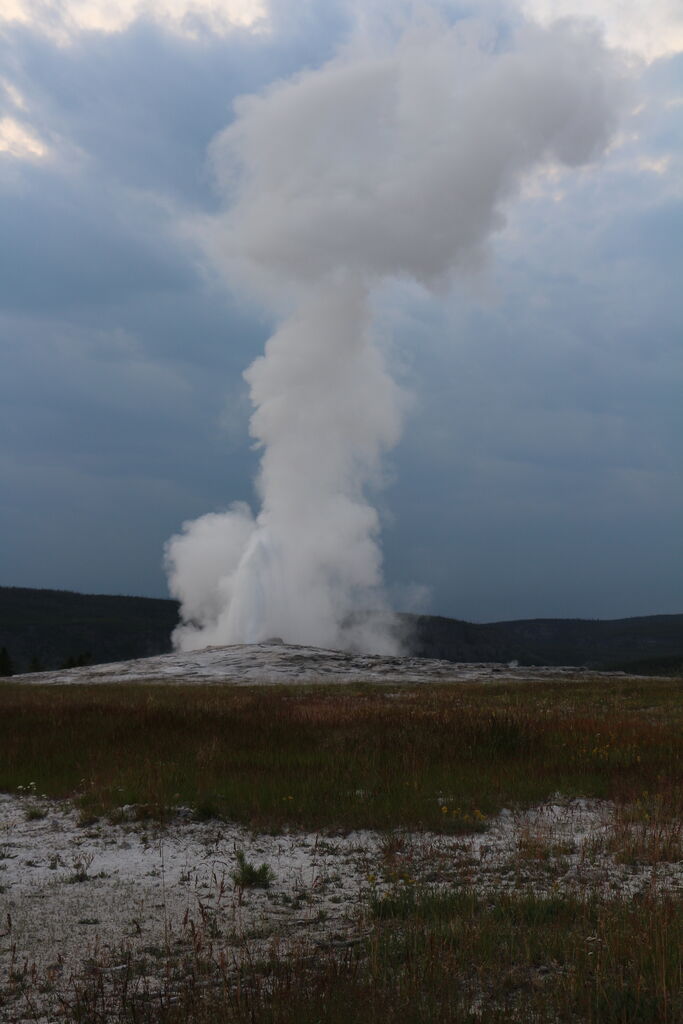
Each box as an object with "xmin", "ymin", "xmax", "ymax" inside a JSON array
[
  {"xmin": 379, "ymin": 69, "xmax": 683, "ymax": 619},
  {"xmin": 0, "ymin": 165, "xmax": 199, "ymax": 312}
]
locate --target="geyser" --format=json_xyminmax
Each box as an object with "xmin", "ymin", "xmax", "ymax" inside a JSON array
[{"xmin": 165, "ymin": 7, "xmax": 622, "ymax": 654}]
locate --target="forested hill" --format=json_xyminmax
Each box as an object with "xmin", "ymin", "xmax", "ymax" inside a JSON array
[
  {"xmin": 0, "ymin": 586, "xmax": 681, "ymax": 676},
  {"xmin": 0, "ymin": 587, "xmax": 179, "ymax": 674},
  {"xmin": 403, "ymin": 613, "xmax": 683, "ymax": 676}
]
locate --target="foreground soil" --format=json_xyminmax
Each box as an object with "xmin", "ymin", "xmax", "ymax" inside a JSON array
[{"xmin": 2, "ymin": 793, "xmax": 682, "ymax": 1023}]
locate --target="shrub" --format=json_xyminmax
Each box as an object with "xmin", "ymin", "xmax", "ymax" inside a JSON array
[{"xmin": 231, "ymin": 850, "xmax": 274, "ymax": 889}]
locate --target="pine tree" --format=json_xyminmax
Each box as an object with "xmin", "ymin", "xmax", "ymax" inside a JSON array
[{"xmin": 0, "ymin": 647, "xmax": 13, "ymax": 677}]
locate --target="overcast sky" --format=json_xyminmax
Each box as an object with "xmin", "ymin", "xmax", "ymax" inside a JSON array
[{"xmin": 1, "ymin": 0, "xmax": 682, "ymax": 623}]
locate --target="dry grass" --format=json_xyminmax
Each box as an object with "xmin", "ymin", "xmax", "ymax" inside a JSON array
[
  {"xmin": 516, "ymin": 826, "xmax": 575, "ymax": 862},
  {"xmin": 599, "ymin": 789, "xmax": 683, "ymax": 865},
  {"xmin": 0, "ymin": 676, "xmax": 681, "ymax": 831},
  {"xmin": 54, "ymin": 888, "xmax": 683, "ymax": 1024}
]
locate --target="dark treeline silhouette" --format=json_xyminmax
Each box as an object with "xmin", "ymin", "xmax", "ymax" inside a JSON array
[
  {"xmin": 0, "ymin": 587, "xmax": 178, "ymax": 674},
  {"xmin": 400, "ymin": 613, "xmax": 683, "ymax": 676},
  {"xmin": 0, "ymin": 646, "xmax": 13, "ymax": 677},
  {"xmin": 0, "ymin": 586, "xmax": 681, "ymax": 676}
]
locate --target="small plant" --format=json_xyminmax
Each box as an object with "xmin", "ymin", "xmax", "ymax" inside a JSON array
[
  {"xmin": 68, "ymin": 852, "xmax": 95, "ymax": 883},
  {"xmin": 517, "ymin": 828, "xmax": 574, "ymax": 861},
  {"xmin": 77, "ymin": 809, "xmax": 100, "ymax": 828},
  {"xmin": 25, "ymin": 805, "xmax": 47, "ymax": 821},
  {"xmin": 231, "ymin": 850, "xmax": 274, "ymax": 889}
]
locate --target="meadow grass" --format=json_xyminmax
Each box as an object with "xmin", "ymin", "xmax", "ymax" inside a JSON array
[
  {"xmin": 2, "ymin": 674, "xmax": 682, "ymax": 1023},
  {"xmin": 63, "ymin": 889, "xmax": 683, "ymax": 1023},
  {"xmin": 0, "ymin": 675, "xmax": 681, "ymax": 830}
]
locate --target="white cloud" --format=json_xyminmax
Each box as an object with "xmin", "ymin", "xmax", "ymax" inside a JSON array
[
  {"xmin": 6, "ymin": 1, "xmax": 681, "ymax": 60},
  {"xmin": 1, "ymin": 78, "xmax": 28, "ymax": 111},
  {"xmin": 0, "ymin": 116, "xmax": 47, "ymax": 159},
  {"xmin": 522, "ymin": 0, "xmax": 683, "ymax": 61},
  {"xmin": 638, "ymin": 155, "xmax": 671, "ymax": 175},
  {"xmin": 1, "ymin": 0, "xmax": 269, "ymax": 43}
]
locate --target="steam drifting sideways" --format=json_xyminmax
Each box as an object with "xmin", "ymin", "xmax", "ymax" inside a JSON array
[{"xmin": 165, "ymin": 9, "xmax": 623, "ymax": 654}]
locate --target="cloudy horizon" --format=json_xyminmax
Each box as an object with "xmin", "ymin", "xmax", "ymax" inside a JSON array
[{"xmin": 1, "ymin": 0, "xmax": 682, "ymax": 625}]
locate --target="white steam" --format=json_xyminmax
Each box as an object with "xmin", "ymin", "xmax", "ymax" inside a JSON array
[{"xmin": 165, "ymin": 8, "xmax": 622, "ymax": 653}]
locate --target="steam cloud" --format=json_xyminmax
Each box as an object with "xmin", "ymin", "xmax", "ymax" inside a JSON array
[{"xmin": 165, "ymin": 7, "xmax": 622, "ymax": 653}]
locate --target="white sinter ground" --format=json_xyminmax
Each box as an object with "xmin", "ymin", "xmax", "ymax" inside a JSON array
[
  {"xmin": 11, "ymin": 641, "xmax": 604, "ymax": 686},
  {"xmin": 2, "ymin": 791, "xmax": 682, "ymax": 1023}
]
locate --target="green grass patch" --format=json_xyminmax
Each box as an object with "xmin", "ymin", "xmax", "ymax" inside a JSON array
[{"xmin": 0, "ymin": 677, "xmax": 681, "ymax": 830}]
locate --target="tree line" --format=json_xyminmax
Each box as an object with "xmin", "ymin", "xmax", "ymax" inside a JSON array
[{"xmin": 0, "ymin": 647, "xmax": 92, "ymax": 676}]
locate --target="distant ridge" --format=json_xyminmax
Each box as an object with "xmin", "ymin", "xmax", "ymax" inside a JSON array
[
  {"xmin": 0, "ymin": 587, "xmax": 179, "ymax": 675},
  {"xmin": 402, "ymin": 612, "xmax": 683, "ymax": 676},
  {"xmin": 0, "ymin": 586, "xmax": 681, "ymax": 676}
]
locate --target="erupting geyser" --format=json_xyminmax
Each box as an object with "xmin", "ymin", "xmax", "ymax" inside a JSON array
[{"xmin": 165, "ymin": 7, "xmax": 622, "ymax": 653}]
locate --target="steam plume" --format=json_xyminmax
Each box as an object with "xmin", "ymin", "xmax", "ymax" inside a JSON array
[{"xmin": 165, "ymin": 8, "xmax": 621, "ymax": 653}]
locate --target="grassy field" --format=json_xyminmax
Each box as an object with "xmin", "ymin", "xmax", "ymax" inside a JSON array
[
  {"xmin": 1, "ymin": 676, "xmax": 682, "ymax": 829},
  {"xmin": 56, "ymin": 888, "xmax": 682, "ymax": 1024},
  {"xmin": 1, "ymin": 674, "xmax": 682, "ymax": 1022}
]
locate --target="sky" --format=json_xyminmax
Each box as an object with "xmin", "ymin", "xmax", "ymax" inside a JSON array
[{"xmin": 1, "ymin": 0, "xmax": 682, "ymax": 625}]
